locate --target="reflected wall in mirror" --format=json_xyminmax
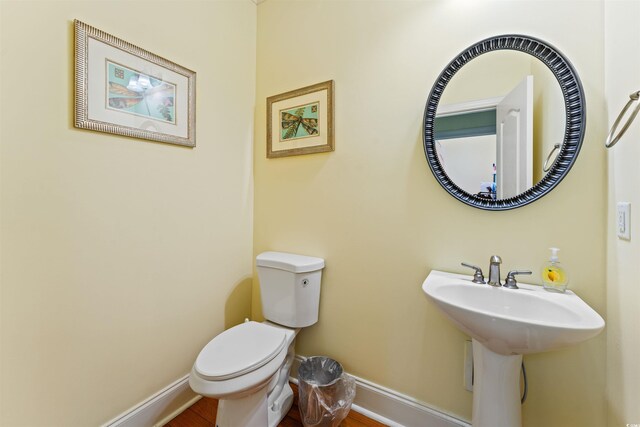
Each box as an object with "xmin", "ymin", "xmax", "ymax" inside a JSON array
[
  {"xmin": 435, "ymin": 51, "xmax": 565, "ymax": 198},
  {"xmin": 423, "ymin": 35, "xmax": 585, "ymax": 210}
]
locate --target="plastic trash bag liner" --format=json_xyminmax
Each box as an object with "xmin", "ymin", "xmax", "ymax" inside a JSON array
[{"xmin": 298, "ymin": 356, "xmax": 356, "ymax": 427}]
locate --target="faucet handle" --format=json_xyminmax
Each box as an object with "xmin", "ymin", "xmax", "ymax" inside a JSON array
[
  {"xmin": 461, "ymin": 263, "xmax": 486, "ymax": 284},
  {"xmin": 503, "ymin": 270, "xmax": 532, "ymax": 289}
]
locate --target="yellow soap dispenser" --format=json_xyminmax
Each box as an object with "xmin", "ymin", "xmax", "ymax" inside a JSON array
[{"xmin": 541, "ymin": 247, "xmax": 569, "ymax": 292}]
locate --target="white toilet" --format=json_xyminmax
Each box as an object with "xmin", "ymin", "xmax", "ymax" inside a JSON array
[{"xmin": 189, "ymin": 251, "xmax": 325, "ymax": 427}]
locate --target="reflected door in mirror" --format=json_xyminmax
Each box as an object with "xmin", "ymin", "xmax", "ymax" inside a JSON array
[{"xmin": 496, "ymin": 76, "xmax": 533, "ymax": 199}]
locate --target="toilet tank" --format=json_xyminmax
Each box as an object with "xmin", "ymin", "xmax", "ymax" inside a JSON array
[{"xmin": 256, "ymin": 251, "xmax": 325, "ymax": 328}]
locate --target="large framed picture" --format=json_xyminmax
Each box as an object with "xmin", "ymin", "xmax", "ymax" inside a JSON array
[
  {"xmin": 74, "ymin": 20, "xmax": 196, "ymax": 147},
  {"xmin": 267, "ymin": 80, "xmax": 334, "ymax": 158}
]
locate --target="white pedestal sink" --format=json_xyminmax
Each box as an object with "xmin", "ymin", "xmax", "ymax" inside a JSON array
[{"xmin": 422, "ymin": 270, "xmax": 604, "ymax": 427}]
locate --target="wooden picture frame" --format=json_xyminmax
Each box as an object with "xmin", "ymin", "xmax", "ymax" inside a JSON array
[
  {"xmin": 267, "ymin": 80, "xmax": 334, "ymax": 158},
  {"xmin": 74, "ymin": 20, "xmax": 196, "ymax": 147}
]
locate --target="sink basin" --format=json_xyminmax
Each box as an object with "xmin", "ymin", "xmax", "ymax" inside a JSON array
[
  {"xmin": 422, "ymin": 270, "xmax": 604, "ymax": 355},
  {"xmin": 423, "ymin": 269, "xmax": 605, "ymax": 426}
]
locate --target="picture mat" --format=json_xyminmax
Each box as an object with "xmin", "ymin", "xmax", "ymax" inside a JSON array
[
  {"xmin": 270, "ymin": 89, "xmax": 328, "ymax": 152},
  {"xmin": 87, "ymin": 37, "xmax": 189, "ymax": 139}
]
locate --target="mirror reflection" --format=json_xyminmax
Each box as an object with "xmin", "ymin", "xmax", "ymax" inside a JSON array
[{"xmin": 434, "ymin": 51, "xmax": 565, "ymax": 200}]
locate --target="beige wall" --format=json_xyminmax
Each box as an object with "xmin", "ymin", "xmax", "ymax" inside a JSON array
[
  {"xmin": 0, "ymin": 1, "xmax": 256, "ymax": 425},
  {"xmin": 254, "ymin": 1, "xmax": 607, "ymax": 426},
  {"xmin": 605, "ymin": 1, "xmax": 640, "ymax": 425}
]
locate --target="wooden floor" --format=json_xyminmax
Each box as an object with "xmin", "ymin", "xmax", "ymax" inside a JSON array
[{"xmin": 165, "ymin": 383, "xmax": 386, "ymax": 427}]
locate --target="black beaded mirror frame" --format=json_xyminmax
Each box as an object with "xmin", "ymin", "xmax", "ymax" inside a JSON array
[{"xmin": 423, "ymin": 34, "xmax": 585, "ymax": 211}]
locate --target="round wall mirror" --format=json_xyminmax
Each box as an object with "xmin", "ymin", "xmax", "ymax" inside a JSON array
[{"xmin": 423, "ymin": 35, "xmax": 585, "ymax": 210}]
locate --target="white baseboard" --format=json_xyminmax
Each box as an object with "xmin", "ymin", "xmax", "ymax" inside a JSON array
[
  {"xmin": 292, "ymin": 356, "xmax": 471, "ymax": 427},
  {"xmin": 102, "ymin": 374, "xmax": 199, "ymax": 427},
  {"xmin": 103, "ymin": 358, "xmax": 471, "ymax": 427}
]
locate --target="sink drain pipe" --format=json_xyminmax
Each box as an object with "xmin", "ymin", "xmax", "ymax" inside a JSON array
[{"xmin": 521, "ymin": 362, "xmax": 528, "ymax": 404}]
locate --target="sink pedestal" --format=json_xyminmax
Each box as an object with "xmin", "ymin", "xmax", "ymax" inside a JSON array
[{"xmin": 472, "ymin": 339, "xmax": 522, "ymax": 427}]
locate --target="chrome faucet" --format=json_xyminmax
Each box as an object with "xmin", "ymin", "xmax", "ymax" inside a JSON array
[
  {"xmin": 488, "ymin": 255, "xmax": 502, "ymax": 286},
  {"xmin": 463, "ymin": 255, "xmax": 531, "ymax": 290}
]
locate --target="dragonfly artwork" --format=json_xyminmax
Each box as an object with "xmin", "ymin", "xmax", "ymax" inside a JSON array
[
  {"xmin": 280, "ymin": 103, "xmax": 319, "ymax": 141},
  {"xmin": 106, "ymin": 61, "xmax": 176, "ymax": 124}
]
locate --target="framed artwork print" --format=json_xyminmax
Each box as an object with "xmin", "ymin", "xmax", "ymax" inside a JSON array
[
  {"xmin": 74, "ymin": 20, "xmax": 196, "ymax": 147},
  {"xmin": 267, "ymin": 80, "xmax": 334, "ymax": 158}
]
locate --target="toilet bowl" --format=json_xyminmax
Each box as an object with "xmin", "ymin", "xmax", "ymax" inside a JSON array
[
  {"xmin": 189, "ymin": 251, "xmax": 325, "ymax": 427},
  {"xmin": 189, "ymin": 321, "xmax": 298, "ymax": 427}
]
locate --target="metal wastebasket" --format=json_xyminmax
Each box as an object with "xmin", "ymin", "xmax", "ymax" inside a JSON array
[{"xmin": 298, "ymin": 356, "xmax": 356, "ymax": 427}]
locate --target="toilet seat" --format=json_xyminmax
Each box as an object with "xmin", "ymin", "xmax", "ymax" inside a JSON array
[{"xmin": 194, "ymin": 321, "xmax": 287, "ymax": 381}]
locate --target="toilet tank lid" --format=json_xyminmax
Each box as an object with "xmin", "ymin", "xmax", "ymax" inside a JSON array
[{"xmin": 257, "ymin": 251, "xmax": 325, "ymax": 273}]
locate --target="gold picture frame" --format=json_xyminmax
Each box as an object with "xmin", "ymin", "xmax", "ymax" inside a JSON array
[
  {"xmin": 74, "ymin": 20, "xmax": 196, "ymax": 147},
  {"xmin": 266, "ymin": 80, "xmax": 334, "ymax": 158}
]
